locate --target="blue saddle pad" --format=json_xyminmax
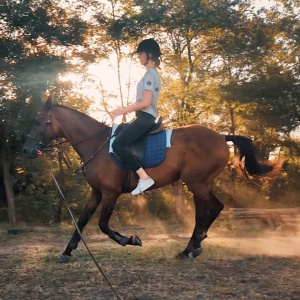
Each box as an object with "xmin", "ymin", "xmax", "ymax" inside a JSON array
[{"xmin": 110, "ymin": 130, "xmax": 168, "ymax": 170}]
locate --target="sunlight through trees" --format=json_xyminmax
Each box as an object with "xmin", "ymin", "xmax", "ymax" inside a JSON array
[{"xmin": 1, "ymin": 0, "xmax": 299, "ymax": 224}]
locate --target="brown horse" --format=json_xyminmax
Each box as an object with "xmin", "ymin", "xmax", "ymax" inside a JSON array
[{"xmin": 23, "ymin": 97, "xmax": 275, "ymax": 262}]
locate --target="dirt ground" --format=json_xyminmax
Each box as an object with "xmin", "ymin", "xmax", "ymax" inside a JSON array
[{"xmin": 0, "ymin": 219, "xmax": 299, "ymax": 300}]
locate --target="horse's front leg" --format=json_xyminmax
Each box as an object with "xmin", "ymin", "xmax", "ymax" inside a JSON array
[
  {"xmin": 178, "ymin": 191, "xmax": 224, "ymax": 259},
  {"xmin": 58, "ymin": 188, "xmax": 102, "ymax": 263},
  {"xmin": 99, "ymin": 192, "xmax": 142, "ymax": 247}
]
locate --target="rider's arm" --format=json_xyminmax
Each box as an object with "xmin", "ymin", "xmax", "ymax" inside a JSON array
[{"xmin": 111, "ymin": 90, "xmax": 152, "ymax": 117}]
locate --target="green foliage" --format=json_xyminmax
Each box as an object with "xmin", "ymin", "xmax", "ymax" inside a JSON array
[
  {"xmin": 267, "ymin": 141, "xmax": 300, "ymax": 205},
  {"xmin": 13, "ymin": 157, "xmax": 57, "ymax": 224},
  {"xmin": 1, "ymin": 0, "xmax": 300, "ymax": 225},
  {"xmin": 0, "ymin": 0, "xmax": 105, "ymax": 149}
]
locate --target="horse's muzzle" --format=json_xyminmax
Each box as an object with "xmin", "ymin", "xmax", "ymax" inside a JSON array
[{"xmin": 22, "ymin": 146, "xmax": 38, "ymax": 159}]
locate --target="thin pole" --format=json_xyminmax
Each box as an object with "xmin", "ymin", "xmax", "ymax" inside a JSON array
[{"xmin": 52, "ymin": 174, "xmax": 123, "ymax": 300}]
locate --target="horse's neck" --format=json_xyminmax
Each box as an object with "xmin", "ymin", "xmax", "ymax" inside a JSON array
[{"xmin": 54, "ymin": 106, "xmax": 109, "ymax": 161}]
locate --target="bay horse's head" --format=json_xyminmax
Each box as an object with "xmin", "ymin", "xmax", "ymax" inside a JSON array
[{"xmin": 23, "ymin": 95, "xmax": 56, "ymax": 159}]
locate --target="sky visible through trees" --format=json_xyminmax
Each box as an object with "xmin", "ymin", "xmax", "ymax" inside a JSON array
[{"xmin": 1, "ymin": 0, "xmax": 300, "ymax": 224}]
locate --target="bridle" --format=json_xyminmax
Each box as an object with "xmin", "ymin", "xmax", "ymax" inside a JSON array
[
  {"xmin": 26, "ymin": 111, "xmax": 52, "ymax": 152},
  {"xmin": 26, "ymin": 109, "xmax": 119, "ymax": 172}
]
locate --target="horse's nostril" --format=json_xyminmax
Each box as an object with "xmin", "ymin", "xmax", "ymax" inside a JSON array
[{"xmin": 22, "ymin": 148, "xmax": 27, "ymax": 154}]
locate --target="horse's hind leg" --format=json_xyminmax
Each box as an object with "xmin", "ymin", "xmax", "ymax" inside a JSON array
[
  {"xmin": 58, "ymin": 188, "xmax": 102, "ymax": 263},
  {"xmin": 178, "ymin": 190, "xmax": 224, "ymax": 259}
]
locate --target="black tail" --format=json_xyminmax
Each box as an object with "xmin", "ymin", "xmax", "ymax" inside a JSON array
[{"xmin": 225, "ymin": 135, "xmax": 273, "ymax": 176}]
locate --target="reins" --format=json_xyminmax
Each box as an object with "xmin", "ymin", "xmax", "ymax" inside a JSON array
[
  {"xmin": 55, "ymin": 123, "xmax": 129, "ymax": 174},
  {"xmin": 40, "ymin": 130, "xmax": 118, "ymax": 174},
  {"xmin": 72, "ymin": 135, "xmax": 112, "ymax": 174},
  {"xmin": 28, "ymin": 108, "xmax": 116, "ymax": 174},
  {"xmin": 72, "ymin": 121, "xmax": 131, "ymax": 173}
]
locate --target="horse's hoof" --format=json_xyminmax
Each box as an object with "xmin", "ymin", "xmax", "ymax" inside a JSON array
[
  {"xmin": 175, "ymin": 252, "xmax": 189, "ymax": 260},
  {"xmin": 190, "ymin": 247, "xmax": 203, "ymax": 258},
  {"xmin": 176, "ymin": 247, "xmax": 203, "ymax": 259},
  {"xmin": 131, "ymin": 235, "xmax": 142, "ymax": 246},
  {"xmin": 58, "ymin": 255, "xmax": 71, "ymax": 263}
]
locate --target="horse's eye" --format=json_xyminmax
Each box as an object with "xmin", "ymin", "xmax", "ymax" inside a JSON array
[{"xmin": 34, "ymin": 120, "xmax": 41, "ymax": 126}]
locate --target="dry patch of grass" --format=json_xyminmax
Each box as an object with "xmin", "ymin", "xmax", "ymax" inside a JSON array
[{"xmin": 0, "ymin": 223, "xmax": 299, "ymax": 300}]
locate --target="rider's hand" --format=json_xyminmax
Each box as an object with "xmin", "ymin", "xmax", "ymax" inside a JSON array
[{"xmin": 110, "ymin": 107, "xmax": 126, "ymax": 118}]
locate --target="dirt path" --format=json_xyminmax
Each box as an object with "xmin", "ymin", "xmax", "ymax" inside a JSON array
[{"xmin": 0, "ymin": 224, "xmax": 299, "ymax": 300}]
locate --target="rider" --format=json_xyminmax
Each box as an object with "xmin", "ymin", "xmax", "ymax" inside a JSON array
[{"xmin": 110, "ymin": 38, "xmax": 161, "ymax": 195}]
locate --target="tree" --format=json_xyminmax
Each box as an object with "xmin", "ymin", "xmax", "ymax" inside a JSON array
[
  {"xmin": 218, "ymin": 0, "xmax": 300, "ymax": 158},
  {"xmin": 0, "ymin": 124, "xmax": 17, "ymax": 225},
  {"xmin": 1, "ymin": 0, "xmax": 298, "ymax": 224},
  {"xmin": 0, "ymin": 0, "xmax": 106, "ymax": 221}
]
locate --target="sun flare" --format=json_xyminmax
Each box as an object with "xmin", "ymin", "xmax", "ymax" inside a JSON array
[{"xmin": 58, "ymin": 52, "xmax": 145, "ymax": 121}]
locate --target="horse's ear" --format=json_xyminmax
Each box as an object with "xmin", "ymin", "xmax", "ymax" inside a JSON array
[
  {"xmin": 45, "ymin": 95, "xmax": 53, "ymax": 110},
  {"xmin": 46, "ymin": 95, "xmax": 53, "ymax": 106}
]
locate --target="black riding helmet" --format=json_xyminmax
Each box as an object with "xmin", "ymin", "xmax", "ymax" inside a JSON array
[{"xmin": 137, "ymin": 38, "xmax": 161, "ymax": 59}]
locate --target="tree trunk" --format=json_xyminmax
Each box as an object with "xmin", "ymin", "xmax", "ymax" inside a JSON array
[
  {"xmin": 0, "ymin": 125, "xmax": 17, "ymax": 226},
  {"xmin": 228, "ymin": 103, "xmax": 237, "ymax": 187}
]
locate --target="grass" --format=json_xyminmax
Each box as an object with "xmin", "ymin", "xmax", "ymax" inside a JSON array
[{"xmin": 0, "ymin": 218, "xmax": 300, "ymax": 300}]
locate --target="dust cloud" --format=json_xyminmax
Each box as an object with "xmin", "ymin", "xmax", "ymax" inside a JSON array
[
  {"xmin": 126, "ymin": 192, "xmax": 300, "ymax": 259},
  {"xmin": 209, "ymin": 231, "xmax": 300, "ymax": 258}
]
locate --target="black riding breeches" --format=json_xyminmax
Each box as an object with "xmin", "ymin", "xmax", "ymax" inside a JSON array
[{"xmin": 112, "ymin": 111, "xmax": 156, "ymax": 172}]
